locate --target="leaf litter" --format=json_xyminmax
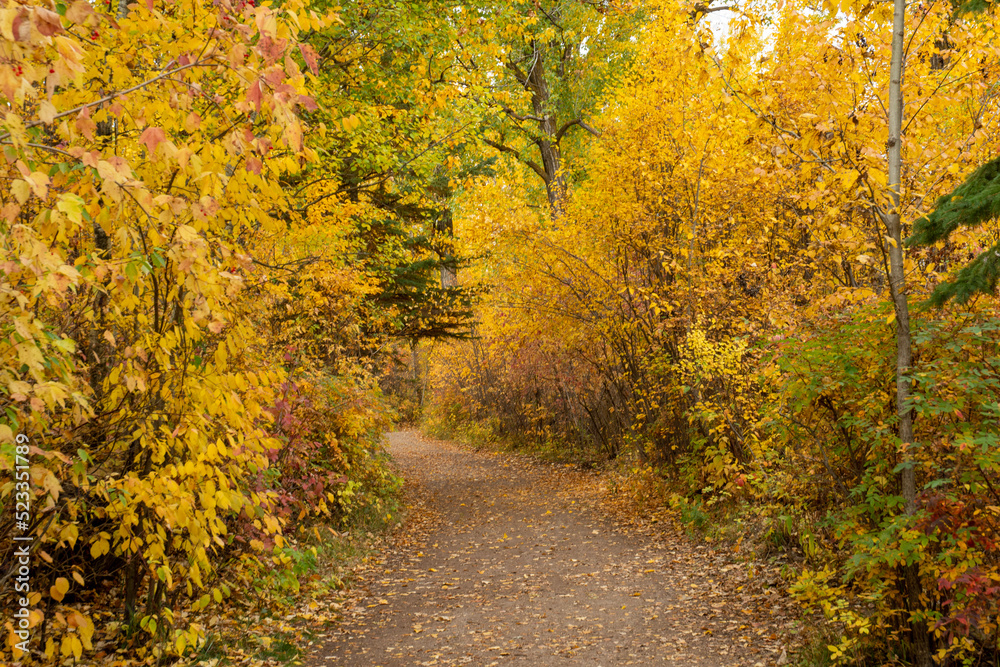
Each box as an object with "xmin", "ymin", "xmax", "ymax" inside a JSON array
[{"xmin": 301, "ymin": 430, "xmax": 797, "ymax": 666}]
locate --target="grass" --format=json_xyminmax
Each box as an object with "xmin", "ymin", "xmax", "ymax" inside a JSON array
[
  {"xmin": 677, "ymin": 497, "xmax": 710, "ymax": 532},
  {"xmin": 187, "ymin": 633, "xmax": 226, "ymax": 664},
  {"xmin": 181, "ymin": 476, "xmax": 405, "ymax": 665},
  {"xmin": 192, "ymin": 520, "xmax": 394, "ymax": 665},
  {"xmin": 260, "ymin": 637, "xmax": 302, "ymax": 663}
]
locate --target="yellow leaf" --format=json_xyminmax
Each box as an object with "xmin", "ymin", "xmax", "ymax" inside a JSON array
[
  {"xmin": 89, "ymin": 538, "xmax": 109, "ymax": 559},
  {"xmin": 38, "ymin": 100, "xmax": 56, "ymax": 124},
  {"xmin": 50, "ymin": 577, "xmax": 69, "ymax": 602},
  {"xmin": 96, "ymin": 160, "xmax": 118, "ymax": 182},
  {"xmin": 839, "ymin": 169, "xmax": 859, "ymax": 189},
  {"xmin": 869, "ymin": 169, "xmax": 888, "ymax": 188},
  {"xmin": 60, "ymin": 635, "xmax": 82, "ymax": 659},
  {"xmin": 27, "ymin": 172, "xmax": 49, "ymax": 198},
  {"xmin": 11, "ymin": 179, "xmax": 31, "ymax": 204}
]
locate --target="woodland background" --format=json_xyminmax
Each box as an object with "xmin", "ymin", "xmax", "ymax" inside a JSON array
[{"xmin": 1, "ymin": 0, "xmax": 1000, "ymax": 664}]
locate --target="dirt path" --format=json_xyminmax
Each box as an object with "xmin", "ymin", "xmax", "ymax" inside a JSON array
[{"xmin": 308, "ymin": 431, "xmax": 791, "ymax": 666}]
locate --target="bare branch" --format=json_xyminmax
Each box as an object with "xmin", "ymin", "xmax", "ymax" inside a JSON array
[
  {"xmin": 692, "ymin": 3, "xmax": 734, "ymax": 15},
  {"xmin": 502, "ymin": 106, "xmax": 544, "ymax": 123},
  {"xmin": 537, "ymin": 4, "xmax": 566, "ymax": 30},
  {"xmin": 504, "ymin": 60, "xmax": 530, "ymax": 87},
  {"xmin": 709, "ymin": 54, "xmax": 800, "ymax": 140},
  {"xmin": 481, "ymin": 137, "xmax": 548, "ymax": 181},
  {"xmin": 555, "ymin": 118, "xmax": 602, "ymax": 143},
  {"xmin": 0, "ymin": 59, "xmax": 210, "ymax": 143}
]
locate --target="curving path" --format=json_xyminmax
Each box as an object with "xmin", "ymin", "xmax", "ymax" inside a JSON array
[{"xmin": 309, "ymin": 431, "xmax": 790, "ymax": 666}]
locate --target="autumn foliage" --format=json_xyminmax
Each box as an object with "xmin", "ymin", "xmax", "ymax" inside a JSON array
[
  {"xmin": 0, "ymin": 0, "xmax": 418, "ymax": 661},
  {"xmin": 425, "ymin": 0, "xmax": 1000, "ymax": 663},
  {"xmin": 4, "ymin": 0, "xmax": 1000, "ymax": 664}
]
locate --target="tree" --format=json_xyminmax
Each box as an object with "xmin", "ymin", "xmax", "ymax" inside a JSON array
[
  {"xmin": 426, "ymin": 0, "xmax": 1000, "ymax": 661},
  {"xmin": 465, "ymin": 0, "xmax": 637, "ymax": 216},
  {"xmin": 907, "ymin": 152, "xmax": 1000, "ymax": 307},
  {"xmin": 289, "ymin": 0, "xmax": 484, "ymax": 344},
  {"xmin": 883, "ymin": 0, "xmax": 932, "ymax": 661}
]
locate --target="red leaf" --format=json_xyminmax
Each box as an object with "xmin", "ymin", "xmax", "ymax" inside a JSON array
[
  {"xmin": 298, "ymin": 43, "xmax": 319, "ymax": 75},
  {"xmin": 258, "ymin": 36, "xmax": 287, "ymax": 63},
  {"xmin": 34, "ymin": 7, "xmax": 64, "ymax": 36},
  {"xmin": 138, "ymin": 126, "xmax": 166, "ymax": 153},
  {"xmin": 247, "ymin": 79, "xmax": 262, "ymax": 112},
  {"xmin": 12, "ymin": 10, "xmax": 31, "ymax": 42},
  {"xmin": 298, "ymin": 95, "xmax": 318, "ymax": 111},
  {"xmin": 264, "ymin": 68, "xmax": 284, "ymax": 87},
  {"xmin": 76, "ymin": 106, "xmax": 96, "ymax": 140}
]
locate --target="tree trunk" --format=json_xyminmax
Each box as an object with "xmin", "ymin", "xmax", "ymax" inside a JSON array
[
  {"xmin": 435, "ymin": 209, "xmax": 458, "ymax": 288},
  {"xmin": 525, "ymin": 46, "xmax": 567, "ymax": 216},
  {"xmin": 411, "ymin": 340, "xmax": 423, "ymax": 408},
  {"xmin": 885, "ymin": 1, "xmax": 931, "ymax": 664}
]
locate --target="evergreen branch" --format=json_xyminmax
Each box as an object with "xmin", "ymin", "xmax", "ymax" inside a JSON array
[
  {"xmin": 907, "ymin": 155, "xmax": 1000, "ymax": 247},
  {"xmin": 926, "ymin": 242, "xmax": 1000, "ymax": 307}
]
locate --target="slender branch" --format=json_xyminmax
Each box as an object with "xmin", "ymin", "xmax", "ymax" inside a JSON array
[
  {"xmin": 902, "ymin": 0, "xmax": 938, "ymax": 60},
  {"xmin": 536, "ymin": 4, "xmax": 566, "ymax": 30},
  {"xmin": 692, "ymin": 3, "xmax": 735, "ymax": 15},
  {"xmin": 6, "ymin": 142, "xmax": 77, "ymax": 159},
  {"xmin": 709, "ymin": 55, "xmax": 801, "ymax": 139},
  {"xmin": 555, "ymin": 118, "xmax": 602, "ymax": 143},
  {"xmin": 502, "ymin": 106, "xmax": 544, "ymax": 123},
  {"xmin": 901, "ymin": 63, "xmax": 968, "ymax": 136},
  {"xmin": 295, "ymin": 122, "xmax": 474, "ymax": 213},
  {"xmin": 505, "ymin": 60, "xmax": 530, "ymax": 88},
  {"xmin": 481, "ymin": 137, "xmax": 548, "ymax": 181},
  {"xmin": 251, "ymin": 256, "xmax": 321, "ymax": 272},
  {"xmin": 0, "ymin": 59, "xmax": 212, "ymax": 142}
]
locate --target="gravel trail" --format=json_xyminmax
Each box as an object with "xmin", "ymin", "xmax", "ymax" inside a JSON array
[{"xmin": 309, "ymin": 430, "xmax": 789, "ymax": 666}]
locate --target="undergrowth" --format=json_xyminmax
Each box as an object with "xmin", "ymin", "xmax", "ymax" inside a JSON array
[{"xmin": 422, "ymin": 406, "xmax": 605, "ymax": 466}]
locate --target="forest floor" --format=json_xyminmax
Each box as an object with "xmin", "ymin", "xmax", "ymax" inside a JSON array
[{"xmin": 303, "ymin": 430, "xmax": 799, "ymax": 666}]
